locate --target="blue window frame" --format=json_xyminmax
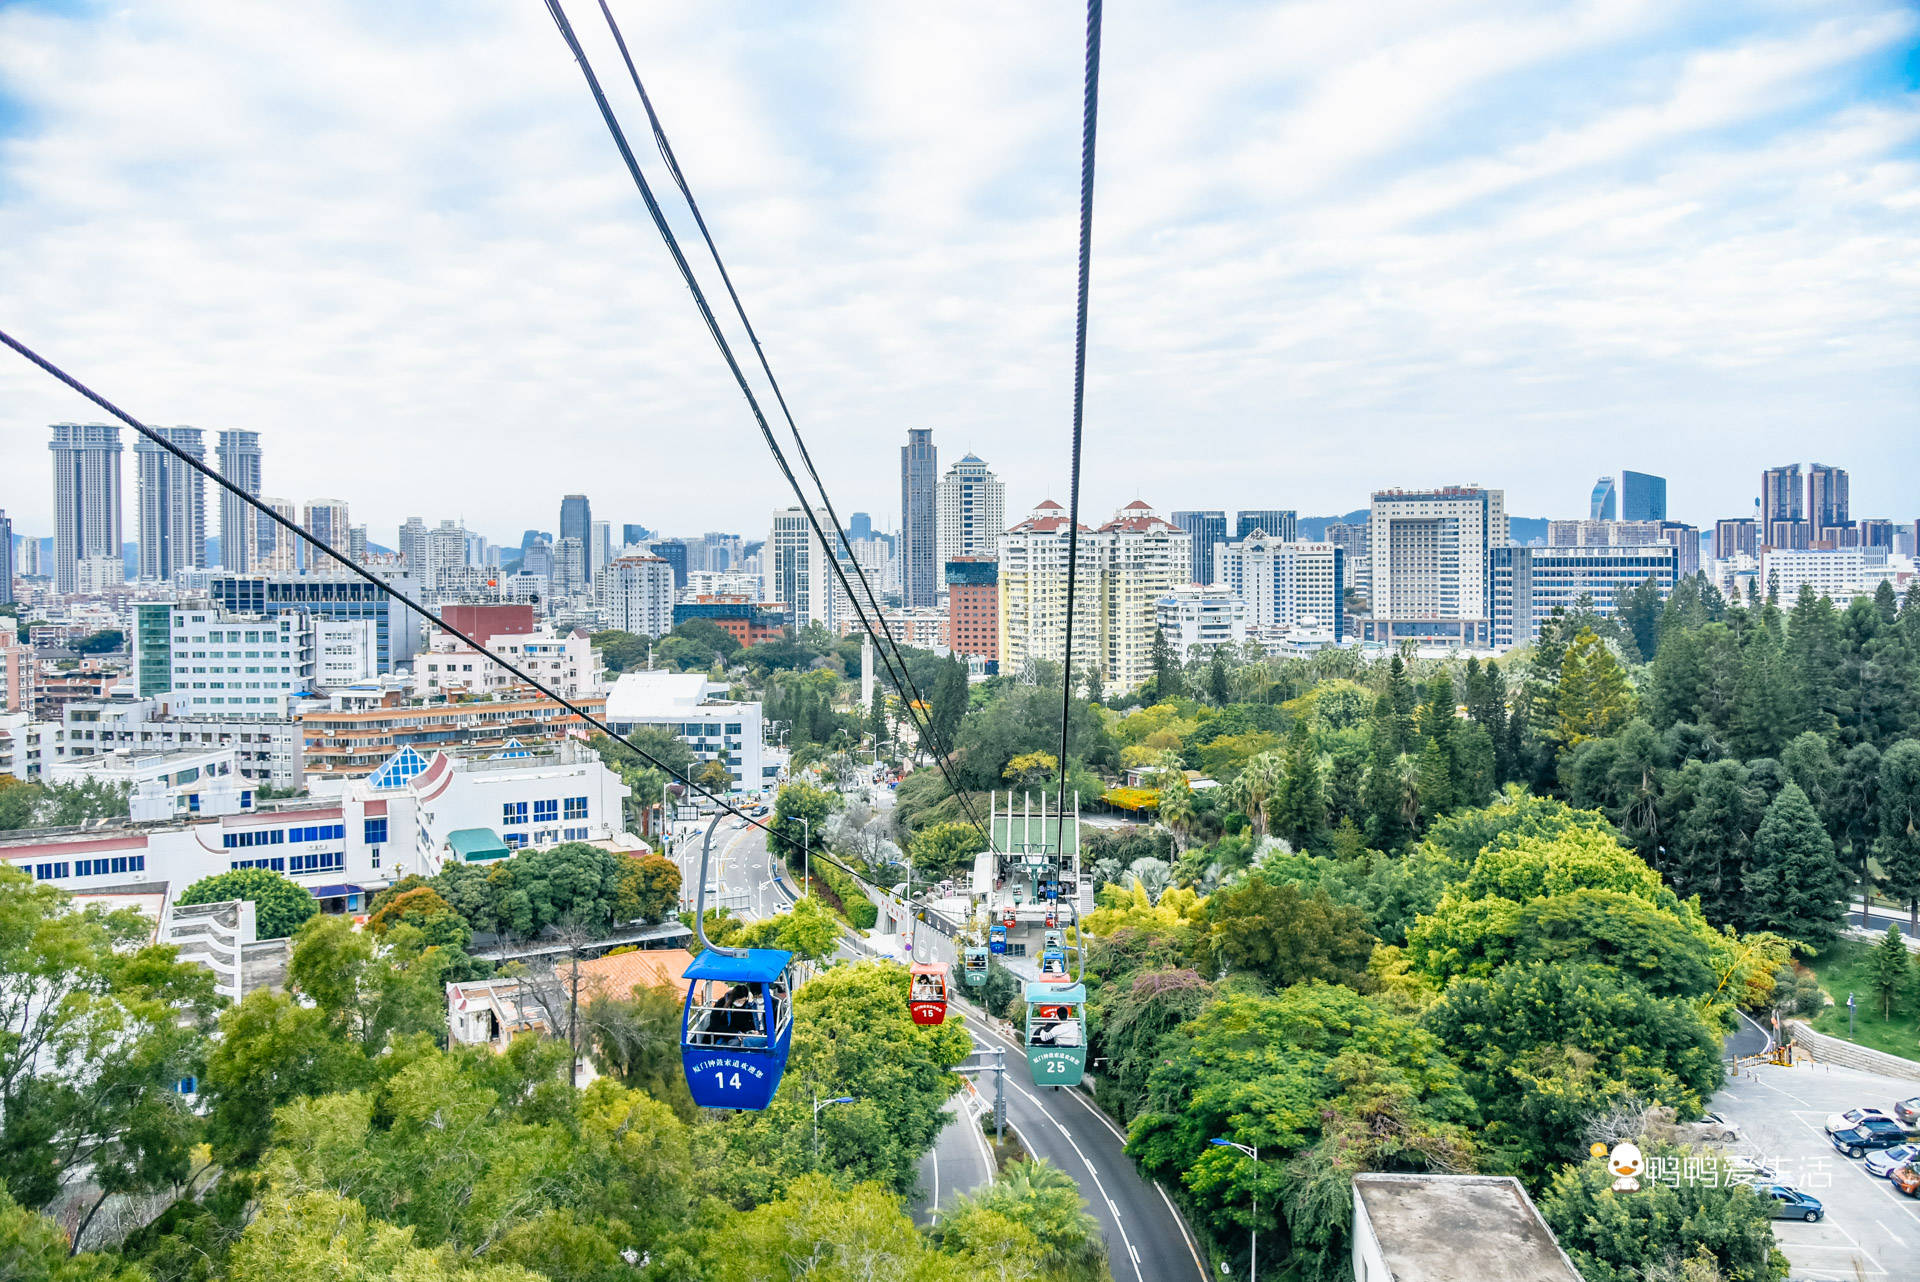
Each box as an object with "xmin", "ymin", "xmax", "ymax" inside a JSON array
[
  {"xmin": 364, "ymin": 818, "xmax": 389, "ymax": 845},
  {"xmin": 564, "ymin": 796, "xmax": 587, "ymax": 821},
  {"xmin": 533, "ymin": 799, "xmax": 558, "ymax": 824},
  {"xmin": 289, "ymin": 851, "xmax": 344, "ymax": 873},
  {"xmin": 502, "ymin": 802, "xmax": 527, "ymax": 827},
  {"xmin": 34, "ymin": 862, "xmax": 71, "ymax": 880},
  {"xmin": 504, "ymin": 832, "xmax": 527, "ymax": 850}
]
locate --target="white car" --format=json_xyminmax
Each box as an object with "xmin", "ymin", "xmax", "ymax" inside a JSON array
[
  {"xmin": 1865, "ymin": 1143, "xmax": 1920, "ymax": 1178},
  {"xmin": 1827, "ymin": 1107, "xmax": 1892, "ymax": 1134},
  {"xmin": 1723, "ymin": 1154, "xmax": 1777, "ymax": 1184}
]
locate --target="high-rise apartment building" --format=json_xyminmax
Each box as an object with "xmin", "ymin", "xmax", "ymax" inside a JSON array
[
  {"xmin": 1760, "ymin": 465, "xmax": 1803, "ymax": 534},
  {"xmin": 425, "ymin": 520, "xmax": 468, "ymax": 589},
  {"xmin": 49, "ymin": 423, "xmax": 125, "ymax": 595},
  {"xmin": 1808, "ymin": 464, "xmax": 1849, "ymax": 536},
  {"xmin": 590, "ymin": 520, "xmax": 612, "ymax": 574},
  {"xmin": 560, "ymin": 495, "xmax": 593, "ymax": 578},
  {"xmin": 553, "ymin": 538, "xmax": 587, "ymax": 596},
  {"xmin": 135, "ymin": 426, "xmax": 207, "ymax": 582},
  {"xmin": 300, "ymin": 500, "xmax": 350, "ymax": 576},
  {"xmin": 0, "ymin": 510, "xmax": 12, "ymax": 606},
  {"xmin": 1546, "ymin": 519, "xmax": 1666, "ymax": 548},
  {"xmin": 347, "ymin": 526, "xmax": 370, "ymax": 565},
  {"xmin": 398, "ymin": 517, "xmax": 428, "ymax": 570},
  {"xmin": 522, "ymin": 536, "xmax": 555, "ymax": 583},
  {"xmin": 1365, "ymin": 486, "xmax": 1507, "ymax": 647},
  {"xmin": 1171, "ymin": 511, "xmax": 1227, "ymax": 585},
  {"xmin": 899, "ymin": 429, "xmax": 938, "ymax": 608},
  {"xmin": 15, "ymin": 534, "xmax": 41, "ymax": 579},
  {"xmin": 1590, "ymin": 477, "xmax": 1617, "ymax": 520},
  {"xmin": 1324, "ymin": 520, "xmax": 1370, "ymax": 599},
  {"xmin": 256, "ymin": 498, "xmax": 298, "ymax": 575},
  {"xmin": 1235, "ymin": 510, "xmax": 1297, "ymax": 542},
  {"xmin": 1659, "ymin": 523, "xmax": 1702, "ymax": 578},
  {"xmin": 998, "ymin": 500, "xmax": 1189, "ymax": 690},
  {"xmin": 652, "ymin": 539, "xmax": 690, "ymax": 589},
  {"xmin": 215, "ymin": 430, "xmax": 262, "ymax": 571},
  {"xmin": 1214, "ymin": 532, "xmax": 1346, "ymax": 637},
  {"xmin": 1714, "ymin": 518, "xmax": 1757, "ymax": 561},
  {"xmin": 936, "ymin": 453, "xmax": 1005, "ymax": 565},
  {"xmin": 1620, "ymin": 471, "xmax": 1667, "ymax": 522},
  {"xmin": 598, "ymin": 555, "xmax": 676, "ymax": 637},
  {"xmin": 946, "ymin": 557, "xmax": 999, "ymax": 666}
]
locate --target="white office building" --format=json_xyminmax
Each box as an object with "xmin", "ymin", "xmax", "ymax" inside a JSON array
[
  {"xmin": 598, "ymin": 555, "xmax": 676, "ymax": 637},
  {"xmin": 767, "ymin": 506, "xmax": 843, "ymax": 630},
  {"xmin": 605, "ymin": 671, "xmax": 770, "ymax": 793},
  {"xmin": 1761, "ymin": 547, "xmax": 1909, "ymax": 607},
  {"xmin": 1489, "ymin": 544, "xmax": 1680, "ymax": 648},
  {"xmin": 60, "ymin": 697, "xmax": 306, "ymax": 788},
  {"xmin": 48, "ymin": 745, "xmax": 253, "ymax": 822},
  {"xmin": 684, "ymin": 570, "xmax": 762, "ymax": 602},
  {"xmin": 1, "ymin": 739, "xmax": 630, "ymax": 911},
  {"xmin": 1366, "ymin": 486, "xmax": 1508, "ymax": 647},
  {"xmin": 1155, "ymin": 586, "xmax": 1247, "ymax": 656},
  {"xmin": 411, "ymin": 626, "xmax": 604, "ymax": 702},
  {"xmin": 1214, "ymin": 532, "xmax": 1346, "ymax": 637},
  {"xmin": 163, "ymin": 606, "xmax": 317, "ymax": 717}
]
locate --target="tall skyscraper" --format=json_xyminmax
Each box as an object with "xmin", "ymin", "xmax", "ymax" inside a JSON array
[
  {"xmin": 553, "ymin": 537, "xmax": 587, "ymax": 596},
  {"xmin": 134, "ymin": 426, "xmax": 207, "ymax": 582},
  {"xmin": 1589, "ymin": 476, "xmax": 1617, "ymax": 520},
  {"xmin": 1170, "ymin": 511, "xmax": 1227, "ymax": 585},
  {"xmin": 257, "ymin": 498, "xmax": 298, "ymax": 574},
  {"xmin": 589, "ymin": 520, "xmax": 612, "ymax": 575},
  {"xmin": 899, "ymin": 429, "xmax": 937, "ymax": 608},
  {"xmin": 769, "ymin": 507, "xmax": 839, "ymax": 628},
  {"xmin": 1760, "ymin": 465, "xmax": 1803, "ymax": 532},
  {"xmin": 848, "ymin": 512, "xmax": 874, "ymax": 542},
  {"xmin": 1324, "ymin": 520, "xmax": 1371, "ymax": 598},
  {"xmin": 215, "ymin": 429, "xmax": 262, "ymax": 571},
  {"xmin": 621, "ymin": 523, "xmax": 650, "ymax": 547},
  {"xmin": 1366, "ymin": 486, "xmax": 1507, "ymax": 647},
  {"xmin": 936, "ymin": 453, "xmax": 1005, "ymax": 566},
  {"xmin": 1808, "ymin": 464, "xmax": 1849, "ymax": 535},
  {"xmin": 0, "ymin": 509, "xmax": 12, "ymax": 606},
  {"xmin": 49, "ymin": 423, "xmax": 125, "ymax": 595},
  {"xmin": 398, "ymin": 517, "xmax": 428, "ymax": 569},
  {"xmin": 1235, "ymin": 510, "xmax": 1297, "ymax": 542},
  {"xmin": 301, "ymin": 500, "xmax": 351, "ymax": 575},
  {"xmin": 560, "ymin": 495, "xmax": 592, "ymax": 577},
  {"xmin": 348, "ymin": 526, "xmax": 370, "ymax": 564},
  {"xmin": 522, "ymin": 536, "xmax": 555, "ymax": 582},
  {"xmin": 598, "ymin": 555, "xmax": 676, "ymax": 637},
  {"xmin": 1620, "ymin": 471, "xmax": 1667, "ymax": 522},
  {"xmin": 425, "ymin": 520, "xmax": 468, "ymax": 587}
]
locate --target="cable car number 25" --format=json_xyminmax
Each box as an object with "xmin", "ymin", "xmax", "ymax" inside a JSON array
[
  {"xmin": 715, "ymin": 1070, "xmax": 742, "ymax": 1089},
  {"xmin": 1043, "ymin": 1060, "xmax": 1067, "ymax": 1074}
]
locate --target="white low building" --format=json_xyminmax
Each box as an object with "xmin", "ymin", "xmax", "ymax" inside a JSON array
[
  {"xmin": 605, "ymin": 671, "xmax": 769, "ymax": 793},
  {"xmin": 60, "ymin": 697, "xmax": 306, "ymax": 789},
  {"xmin": 1760, "ymin": 546, "xmax": 1911, "ymax": 607},
  {"xmin": 48, "ymin": 745, "xmax": 252, "ymax": 822},
  {"xmin": 1154, "ymin": 585, "xmax": 1247, "ymax": 656},
  {"xmin": 1, "ymin": 739, "xmax": 629, "ymax": 913},
  {"xmin": 411, "ymin": 626, "xmax": 604, "ymax": 702}
]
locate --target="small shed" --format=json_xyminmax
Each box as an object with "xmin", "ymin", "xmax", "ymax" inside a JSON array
[{"xmin": 447, "ymin": 827, "xmax": 511, "ymax": 862}]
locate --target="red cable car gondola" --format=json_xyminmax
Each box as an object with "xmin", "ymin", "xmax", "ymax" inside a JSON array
[{"xmin": 908, "ymin": 962, "xmax": 948, "ymax": 1025}]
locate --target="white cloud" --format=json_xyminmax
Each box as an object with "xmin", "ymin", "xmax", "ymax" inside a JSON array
[{"xmin": 0, "ymin": 0, "xmax": 1914, "ymax": 548}]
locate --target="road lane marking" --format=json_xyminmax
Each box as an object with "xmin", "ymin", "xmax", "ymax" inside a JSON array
[{"xmin": 1004, "ymin": 1078, "xmax": 1146, "ymax": 1282}]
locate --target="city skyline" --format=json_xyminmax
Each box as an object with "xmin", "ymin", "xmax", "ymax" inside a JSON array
[{"xmin": 1, "ymin": 2, "xmax": 1915, "ymax": 536}]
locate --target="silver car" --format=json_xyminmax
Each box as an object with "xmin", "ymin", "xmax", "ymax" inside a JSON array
[{"xmin": 1865, "ymin": 1143, "xmax": 1920, "ymax": 1178}]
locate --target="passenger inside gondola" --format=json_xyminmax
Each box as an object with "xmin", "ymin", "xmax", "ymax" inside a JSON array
[
  {"xmin": 691, "ymin": 981, "xmax": 783, "ymax": 1047},
  {"xmin": 911, "ymin": 971, "xmax": 942, "ymax": 1001},
  {"xmin": 1029, "ymin": 1004, "xmax": 1082, "ymax": 1046}
]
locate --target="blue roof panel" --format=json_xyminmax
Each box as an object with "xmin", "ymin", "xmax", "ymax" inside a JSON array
[{"xmin": 683, "ymin": 948, "xmax": 793, "ymax": 983}]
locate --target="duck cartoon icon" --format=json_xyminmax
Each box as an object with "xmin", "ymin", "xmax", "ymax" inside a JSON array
[{"xmin": 1608, "ymin": 1141, "xmax": 1644, "ymax": 1192}]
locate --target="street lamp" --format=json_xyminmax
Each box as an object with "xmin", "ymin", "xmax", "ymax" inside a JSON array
[
  {"xmin": 1208, "ymin": 1138, "xmax": 1260, "ymax": 1281},
  {"xmin": 813, "ymin": 1092, "xmax": 855, "ymax": 1165}
]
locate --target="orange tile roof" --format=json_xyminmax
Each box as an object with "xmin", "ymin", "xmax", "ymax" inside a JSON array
[{"xmin": 577, "ymin": 948, "xmax": 696, "ymax": 997}]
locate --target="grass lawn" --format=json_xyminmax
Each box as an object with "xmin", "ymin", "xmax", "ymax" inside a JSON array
[{"xmin": 1805, "ymin": 937, "xmax": 1920, "ymax": 1062}]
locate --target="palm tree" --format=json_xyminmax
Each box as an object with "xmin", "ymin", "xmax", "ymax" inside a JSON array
[
  {"xmin": 1157, "ymin": 782, "xmax": 1196, "ymax": 853},
  {"xmin": 1231, "ymin": 752, "xmax": 1285, "ymax": 838},
  {"xmin": 943, "ymin": 1159, "xmax": 1107, "ymax": 1281}
]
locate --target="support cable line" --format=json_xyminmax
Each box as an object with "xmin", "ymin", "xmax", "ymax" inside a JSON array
[
  {"xmin": 1055, "ymin": 0, "xmax": 1102, "ymax": 861},
  {"xmin": 0, "ymin": 327, "xmax": 923, "ymax": 915},
  {"xmin": 540, "ymin": 0, "xmax": 995, "ymax": 852},
  {"xmin": 589, "ymin": 0, "xmax": 937, "ymax": 782}
]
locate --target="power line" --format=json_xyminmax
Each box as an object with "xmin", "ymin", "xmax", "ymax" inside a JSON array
[
  {"xmin": 539, "ymin": 0, "xmax": 994, "ymax": 849},
  {"xmin": 1056, "ymin": 0, "xmax": 1103, "ymax": 861}
]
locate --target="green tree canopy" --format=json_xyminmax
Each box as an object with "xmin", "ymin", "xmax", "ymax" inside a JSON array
[{"xmin": 177, "ymin": 867, "xmax": 318, "ymax": 941}]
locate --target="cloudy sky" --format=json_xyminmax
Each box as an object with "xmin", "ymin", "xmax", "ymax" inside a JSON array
[{"xmin": 1, "ymin": 0, "xmax": 1915, "ymax": 549}]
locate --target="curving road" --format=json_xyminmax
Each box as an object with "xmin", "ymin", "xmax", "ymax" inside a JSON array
[{"xmin": 724, "ymin": 815, "xmax": 1207, "ymax": 1279}]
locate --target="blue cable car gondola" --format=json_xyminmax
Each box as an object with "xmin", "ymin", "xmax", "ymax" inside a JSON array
[
  {"xmin": 679, "ymin": 813, "xmax": 796, "ymax": 1111},
  {"xmin": 989, "ymin": 923, "xmax": 1008, "ymax": 954}
]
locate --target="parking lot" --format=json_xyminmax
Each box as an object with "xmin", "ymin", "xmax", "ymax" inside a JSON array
[{"xmin": 1713, "ymin": 1059, "xmax": 1920, "ymax": 1280}]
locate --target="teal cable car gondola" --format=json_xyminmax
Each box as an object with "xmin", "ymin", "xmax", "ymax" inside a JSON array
[
  {"xmin": 679, "ymin": 813, "xmax": 794, "ymax": 1110},
  {"xmin": 963, "ymin": 946, "xmax": 990, "ymax": 986},
  {"xmin": 1024, "ymin": 980, "xmax": 1087, "ymax": 1085}
]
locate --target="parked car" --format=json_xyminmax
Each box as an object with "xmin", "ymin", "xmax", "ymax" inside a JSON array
[
  {"xmin": 1895, "ymin": 1098, "xmax": 1920, "ymax": 1126},
  {"xmin": 1724, "ymin": 1154, "xmax": 1777, "ymax": 1184},
  {"xmin": 1865, "ymin": 1143, "xmax": 1920, "ymax": 1178},
  {"xmin": 1832, "ymin": 1119, "xmax": 1910, "ymax": 1159},
  {"xmin": 1894, "ymin": 1165, "xmax": 1920, "ymax": 1197},
  {"xmin": 1694, "ymin": 1111, "xmax": 1740, "ymax": 1142},
  {"xmin": 1827, "ymin": 1107, "xmax": 1893, "ymax": 1134},
  {"xmin": 1755, "ymin": 1185, "xmax": 1823, "ymax": 1222}
]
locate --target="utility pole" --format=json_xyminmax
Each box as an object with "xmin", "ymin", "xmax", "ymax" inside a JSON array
[{"xmin": 802, "ymin": 815, "xmax": 810, "ymax": 897}]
